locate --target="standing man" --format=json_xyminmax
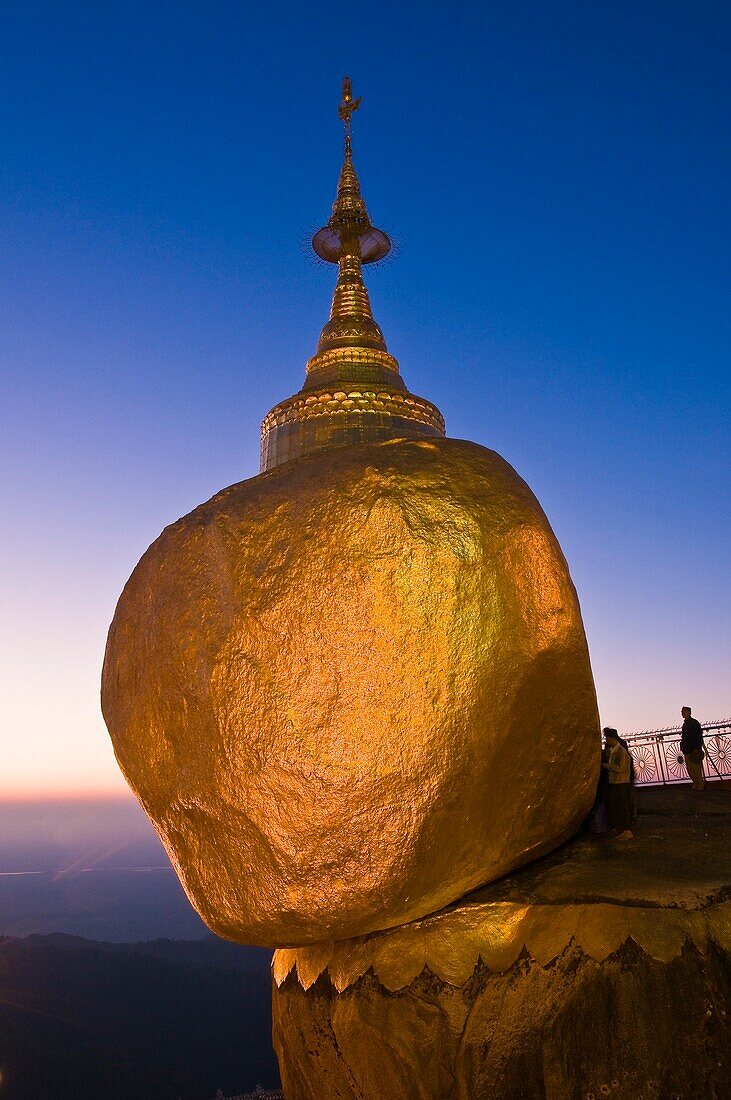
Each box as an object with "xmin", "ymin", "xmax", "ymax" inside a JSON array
[
  {"xmin": 680, "ymin": 706, "xmax": 705, "ymax": 791},
  {"xmin": 602, "ymin": 728, "xmax": 634, "ymax": 840}
]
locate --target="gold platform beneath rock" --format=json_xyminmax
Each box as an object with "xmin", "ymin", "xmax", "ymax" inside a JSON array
[
  {"xmin": 272, "ymin": 790, "xmax": 731, "ymax": 1100},
  {"xmin": 274, "ymin": 788, "xmax": 731, "ymax": 991}
]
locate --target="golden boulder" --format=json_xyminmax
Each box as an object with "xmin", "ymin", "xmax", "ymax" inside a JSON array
[{"xmin": 102, "ymin": 437, "xmax": 599, "ymax": 947}]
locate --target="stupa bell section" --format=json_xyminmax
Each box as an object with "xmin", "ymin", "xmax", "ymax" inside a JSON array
[{"xmin": 259, "ymin": 86, "xmax": 444, "ymax": 472}]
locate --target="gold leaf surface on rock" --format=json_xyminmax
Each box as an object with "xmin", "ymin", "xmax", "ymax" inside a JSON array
[{"xmin": 102, "ymin": 437, "xmax": 599, "ymax": 946}]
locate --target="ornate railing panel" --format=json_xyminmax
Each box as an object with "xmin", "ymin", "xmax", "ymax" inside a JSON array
[{"xmin": 623, "ymin": 719, "xmax": 731, "ymax": 786}]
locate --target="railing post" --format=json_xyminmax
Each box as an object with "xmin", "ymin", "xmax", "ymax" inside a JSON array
[
  {"xmin": 705, "ymin": 735, "xmax": 724, "ymax": 783},
  {"xmin": 656, "ymin": 735, "xmax": 669, "ymax": 787}
]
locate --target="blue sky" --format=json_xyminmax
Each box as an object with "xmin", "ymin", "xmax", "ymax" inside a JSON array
[{"xmin": 1, "ymin": 1, "xmax": 729, "ymax": 794}]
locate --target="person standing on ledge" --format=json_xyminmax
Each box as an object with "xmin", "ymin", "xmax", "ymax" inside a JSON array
[
  {"xmin": 680, "ymin": 706, "xmax": 705, "ymax": 791},
  {"xmin": 602, "ymin": 728, "xmax": 634, "ymax": 840}
]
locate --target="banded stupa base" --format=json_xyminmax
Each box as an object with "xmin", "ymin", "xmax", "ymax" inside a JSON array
[
  {"xmin": 259, "ymin": 384, "xmax": 444, "ymax": 472},
  {"xmin": 272, "ymin": 790, "xmax": 731, "ymax": 1099}
]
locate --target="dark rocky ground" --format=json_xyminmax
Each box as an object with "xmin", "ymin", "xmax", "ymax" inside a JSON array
[
  {"xmin": 274, "ymin": 787, "xmax": 731, "ymax": 1100},
  {"xmin": 638, "ymin": 783, "xmax": 731, "ymax": 816},
  {"xmin": 458, "ymin": 784, "xmax": 731, "ymax": 912}
]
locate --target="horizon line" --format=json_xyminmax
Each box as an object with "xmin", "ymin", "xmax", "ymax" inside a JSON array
[{"xmin": 0, "ymin": 789, "xmax": 137, "ymax": 804}]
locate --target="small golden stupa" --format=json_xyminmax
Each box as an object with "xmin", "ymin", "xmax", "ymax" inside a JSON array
[{"xmin": 260, "ymin": 78, "xmax": 444, "ymax": 471}]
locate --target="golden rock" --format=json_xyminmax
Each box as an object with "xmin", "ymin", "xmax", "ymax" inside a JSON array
[{"xmin": 101, "ymin": 437, "xmax": 599, "ymax": 947}]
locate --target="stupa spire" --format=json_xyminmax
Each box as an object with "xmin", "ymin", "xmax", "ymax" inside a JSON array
[
  {"xmin": 312, "ymin": 78, "xmax": 392, "ymax": 268},
  {"xmin": 314, "ymin": 88, "xmax": 390, "ymax": 355},
  {"xmin": 259, "ymin": 78, "xmax": 445, "ymax": 472}
]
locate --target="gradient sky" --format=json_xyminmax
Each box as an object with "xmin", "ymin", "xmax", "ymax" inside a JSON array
[{"xmin": 1, "ymin": 1, "xmax": 729, "ymax": 797}]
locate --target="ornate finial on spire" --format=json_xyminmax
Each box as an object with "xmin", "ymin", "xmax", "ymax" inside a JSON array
[
  {"xmin": 338, "ymin": 76, "xmax": 362, "ymax": 140},
  {"xmin": 312, "ymin": 78, "xmax": 391, "ymax": 265}
]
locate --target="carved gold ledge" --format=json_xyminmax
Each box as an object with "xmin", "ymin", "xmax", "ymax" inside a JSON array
[
  {"xmin": 260, "ymin": 387, "xmax": 445, "ymax": 436},
  {"xmin": 273, "ymin": 899, "xmax": 731, "ymax": 993},
  {"xmin": 305, "ymin": 346, "xmax": 401, "ymax": 376}
]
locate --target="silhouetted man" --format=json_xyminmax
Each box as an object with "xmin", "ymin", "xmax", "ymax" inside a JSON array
[
  {"xmin": 680, "ymin": 706, "xmax": 705, "ymax": 791},
  {"xmin": 602, "ymin": 728, "xmax": 633, "ymax": 840}
]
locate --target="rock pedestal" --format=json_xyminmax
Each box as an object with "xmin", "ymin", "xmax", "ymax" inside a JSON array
[{"xmin": 272, "ymin": 792, "xmax": 731, "ymax": 1100}]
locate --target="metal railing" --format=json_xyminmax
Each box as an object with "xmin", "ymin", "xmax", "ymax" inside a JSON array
[{"xmin": 622, "ymin": 719, "xmax": 731, "ymax": 787}]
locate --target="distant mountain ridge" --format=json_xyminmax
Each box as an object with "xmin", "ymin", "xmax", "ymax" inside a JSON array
[
  {"xmin": 0, "ymin": 932, "xmax": 278, "ymax": 1100},
  {"xmin": 17, "ymin": 930, "xmax": 270, "ymax": 973}
]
